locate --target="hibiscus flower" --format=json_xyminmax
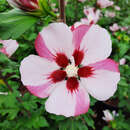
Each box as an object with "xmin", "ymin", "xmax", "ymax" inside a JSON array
[
  {"xmin": 20, "ymin": 23, "xmax": 120, "ymax": 117},
  {"xmin": 97, "ymin": 0, "xmax": 114, "ymax": 8},
  {"xmin": 0, "ymin": 39, "xmax": 19, "ymax": 57},
  {"xmin": 73, "ymin": 7, "xmax": 100, "ymax": 29}
]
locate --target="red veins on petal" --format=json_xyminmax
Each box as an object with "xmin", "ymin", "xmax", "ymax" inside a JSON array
[
  {"xmin": 78, "ymin": 66, "xmax": 93, "ymax": 78},
  {"xmin": 49, "ymin": 70, "xmax": 67, "ymax": 83},
  {"xmin": 55, "ymin": 53, "xmax": 69, "ymax": 68},
  {"xmin": 73, "ymin": 49, "xmax": 84, "ymax": 66},
  {"xmin": 66, "ymin": 77, "xmax": 79, "ymax": 93}
]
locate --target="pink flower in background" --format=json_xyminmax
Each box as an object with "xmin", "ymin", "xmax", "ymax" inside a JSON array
[
  {"xmin": 102, "ymin": 110, "xmax": 118, "ymax": 122},
  {"xmin": 105, "ymin": 11, "xmax": 115, "ymax": 18},
  {"xmin": 83, "ymin": 7, "xmax": 100, "ymax": 24},
  {"xmin": 7, "ymin": 0, "xmax": 39, "ymax": 11},
  {"xmin": 78, "ymin": 0, "xmax": 86, "ymax": 3},
  {"xmin": 120, "ymin": 27, "xmax": 128, "ymax": 31},
  {"xmin": 110, "ymin": 24, "xmax": 128, "ymax": 32},
  {"xmin": 110, "ymin": 23, "xmax": 120, "ymax": 32},
  {"xmin": 114, "ymin": 6, "xmax": 120, "ymax": 11},
  {"xmin": 97, "ymin": 0, "xmax": 114, "ymax": 8},
  {"xmin": 0, "ymin": 39, "xmax": 19, "ymax": 57},
  {"xmin": 119, "ymin": 58, "xmax": 126, "ymax": 65},
  {"xmin": 20, "ymin": 23, "xmax": 120, "ymax": 117},
  {"xmin": 72, "ymin": 7, "xmax": 100, "ymax": 29},
  {"xmin": 72, "ymin": 18, "xmax": 90, "ymax": 30}
]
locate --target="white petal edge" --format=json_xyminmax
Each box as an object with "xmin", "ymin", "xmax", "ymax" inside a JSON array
[
  {"xmin": 45, "ymin": 81, "xmax": 90, "ymax": 117},
  {"xmin": 80, "ymin": 24, "xmax": 112, "ymax": 65},
  {"xmin": 20, "ymin": 55, "xmax": 58, "ymax": 86},
  {"xmin": 40, "ymin": 22, "xmax": 73, "ymax": 57},
  {"xmin": 81, "ymin": 69, "xmax": 120, "ymax": 101},
  {"xmin": 0, "ymin": 39, "xmax": 19, "ymax": 57}
]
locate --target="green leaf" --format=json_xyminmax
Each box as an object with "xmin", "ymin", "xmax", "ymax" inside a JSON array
[
  {"xmin": 0, "ymin": 108, "xmax": 19, "ymax": 120},
  {"xmin": 103, "ymin": 126, "xmax": 111, "ymax": 130},
  {"xmin": 49, "ymin": 114, "xmax": 66, "ymax": 121},
  {"xmin": 83, "ymin": 115, "xmax": 95, "ymax": 129},
  {"xmin": 38, "ymin": 0, "xmax": 57, "ymax": 18},
  {"xmin": 26, "ymin": 113, "xmax": 49, "ymax": 128},
  {"xmin": 0, "ymin": 9, "xmax": 38, "ymax": 39},
  {"xmin": 59, "ymin": 119, "xmax": 88, "ymax": 130},
  {"xmin": 118, "ymin": 43, "xmax": 129, "ymax": 57}
]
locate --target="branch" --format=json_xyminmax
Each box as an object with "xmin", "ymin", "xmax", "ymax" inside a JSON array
[
  {"xmin": 0, "ymin": 72, "xmax": 13, "ymax": 92},
  {"xmin": 0, "ymin": 71, "xmax": 31, "ymax": 117},
  {"xmin": 59, "ymin": 0, "xmax": 66, "ymax": 23}
]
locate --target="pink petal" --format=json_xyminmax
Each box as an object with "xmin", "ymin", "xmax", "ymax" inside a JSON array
[
  {"xmin": 73, "ymin": 18, "xmax": 91, "ymax": 28},
  {"xmin": 0, "ymin": 48, "xmax": 8, "ymax": 56},
  {"xmin": 109, "ymin": 23, "xmax": 120, "ymax": 32},
  {"xmin": 72, "ymin": 24, "xmax": 90, "ymax": 49},
  {"xmin": 45, "ymin": 81, "xmax": 90, "ymax": 117},
  {"xmin": 74, "ymin": 87, "xmax": 90, "ymax": 116},
  {"xmin": 119, "ymin": 58, "xmax": 126, "ymax": 65},
  {"xmin": 0, "ymin": 39, "xmax": 19, "ymax": 57},
  {"xmin": 35, "ymin": 34, "xmax": 54, "ymax": 61},
  {"xmin": 89, "ymin": 59, "xmax": 119, "ymax": 72},
  {"xmin": 83, "ymin": 8, "xmax": 100, "ymax": 24},
  {"xmin": 80, "ymin": 24, "xmax": 112, "ymax": 65},
  {"xmin": 27, "ymin": 82, "xmax": 53, "ymax": 98},
  {"xmin": 82, "ymin": 70, "xmax": 120, "ymax": 101},
  {"xmin": 20, "ymin": 55, "xmax": 58, "ymax": 86},
  {"xmin": 38, "ymin": 23, "xmax": 73, "ymax": 58},
  {"xmin": 97, "ymin": 0, "xmax": 114, "ymax": 8}
]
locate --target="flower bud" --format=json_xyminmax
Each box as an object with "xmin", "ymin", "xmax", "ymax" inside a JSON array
[
  {"xmin": 7, "ymin": 0, "xmax": 56, "ymax": 17},
  {"xmin": 7, "ymin": 0, "xmax": 39, "ymax": 11}
]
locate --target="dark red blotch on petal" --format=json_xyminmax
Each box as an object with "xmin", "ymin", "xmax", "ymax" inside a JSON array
[
  {"xmin": 73, "ymin": 49, "xmax": 84, "ymax": 66},
  {"xmin": 55, "ymin": 53, "xmax": 69, "ymax": 68},
  {"xmin": 78, "ymin": 66, "xmax": 93, "ymax": 78},
  {"xmin": 49, "ymin": 70, "xmax": 66, "ymax": 83},
  {"xmin": 66, "ymin": 77, "xmax": 79, "ymax": 93}
]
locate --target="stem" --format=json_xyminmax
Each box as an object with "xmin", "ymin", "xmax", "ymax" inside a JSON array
[
  {"xmin": 16, "ymin": 97, "xmax": 31, "ymax": 117},
  {"xmin": 59, "ymin": 0, "xmax": 66, "ymax": 23},
  {"xmin": 0, "ymin": 72, "xmax": 13, "ymax": 92},
  {"xmin": 0, "ymin": 71, "xmax": 31, "ymax": 117}
]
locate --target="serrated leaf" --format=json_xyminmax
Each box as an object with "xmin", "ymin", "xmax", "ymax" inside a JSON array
[
  {"xmin": 26, "ymin": 113, "xmax": 49, "ymax": 128},
  {"xmin": 118, "ymin": 43, "xmax": 129, "ymax": 57},
  {"xmin": 83, "ymin": 115, "xmax": 95, "ymax": 129},
  {"xmin": 0, "ymin": 108, "xmax": 19, "ymax": 120}
]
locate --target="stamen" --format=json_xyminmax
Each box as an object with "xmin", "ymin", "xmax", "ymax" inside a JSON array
[{"xmin": 65, "ymin": 64, "xmax": 78, "ymax": 77}]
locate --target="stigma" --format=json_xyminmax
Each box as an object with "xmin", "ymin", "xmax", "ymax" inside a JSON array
[{"xmin": 65, "ymin": 64, "xmax": 78, "ymax": 77}]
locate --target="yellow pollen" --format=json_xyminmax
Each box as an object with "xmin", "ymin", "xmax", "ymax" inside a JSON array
[{"xmin": 65, "ymin": 64, "xmax": 78, "ymax": 77}]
